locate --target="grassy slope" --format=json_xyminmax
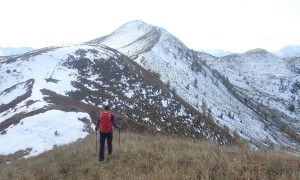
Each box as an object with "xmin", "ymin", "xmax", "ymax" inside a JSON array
[{"xmin": 1, "ymin": 131, "xmax": 300, "ymax": 180}]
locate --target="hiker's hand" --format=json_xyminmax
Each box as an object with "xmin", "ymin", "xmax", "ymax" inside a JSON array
[{"xmin": 95, "ymin": 127, "xmax": 98, "ymax": 131}]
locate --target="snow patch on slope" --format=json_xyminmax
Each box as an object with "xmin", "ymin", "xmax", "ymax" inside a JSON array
[
  {"xmin": 0, "ymin": 110, "xmax": 90, "ymax": 158},
  {"xmin": 0, "ymin": 81, "xmax": 29, "ymax": 106}
]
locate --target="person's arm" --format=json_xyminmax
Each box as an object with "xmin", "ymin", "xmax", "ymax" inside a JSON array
[{"xmin": 111, "ymin": 114, "xmax": 120, "ymax": 129}]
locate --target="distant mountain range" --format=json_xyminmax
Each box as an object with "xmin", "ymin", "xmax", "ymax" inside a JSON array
[
  {"xmin": 273, "ymin": 45, "xmax": 300, "ymax": 58},
  {"xmin": 0, "ymin": 47, "xmax": 34, "ymax": 56},
  {"xmin": 202, "ymin": 45, "xmax": 300, "ymax": 58},
  {"xmin": 200, "ymin": 49, "xmax": 235, "ymax": 57}
]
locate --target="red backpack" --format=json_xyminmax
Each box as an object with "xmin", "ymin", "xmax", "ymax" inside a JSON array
[{"xmin": 99, "ymin": 112, "xmax": 112, "ymax": 133}]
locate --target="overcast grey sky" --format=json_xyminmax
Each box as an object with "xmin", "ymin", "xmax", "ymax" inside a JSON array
[{"xmin": 1, "ymin": 0, "xmax": 300, "ymax": 53}]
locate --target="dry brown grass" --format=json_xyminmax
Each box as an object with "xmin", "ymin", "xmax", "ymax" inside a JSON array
[{"xmin": 1, "ymin": 131, "xmax": 300, "ymax": 180}]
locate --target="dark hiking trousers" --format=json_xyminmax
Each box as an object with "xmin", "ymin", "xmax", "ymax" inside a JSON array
[{"xmin": 99, "ymin": 132, "xmax": 113, "ymax": 161}]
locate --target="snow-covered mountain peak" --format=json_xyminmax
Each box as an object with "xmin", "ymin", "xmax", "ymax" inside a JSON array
[
  {"xmin": 89, "ymin": 20, "xmax": 190, "ymax": 60},
  {"xmin": 89, "ymin": 20, "xmax": 159, "ymax": 52},
  {"xmin": 244, "ymin": 48, "xmax": 269, "ymax": 54},
  {"xmin": 221, "ymin": 48, "xmax": 282, "ymax": 65},
  {"xmin": 242, "ymin": 48, "xmax": 278, "ymax": 59},
  {"xmin": 118, "ymin": 20, "xmax": 153, "ymax": 31}
]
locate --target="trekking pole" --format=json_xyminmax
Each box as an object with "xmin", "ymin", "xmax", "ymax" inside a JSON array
[
  {"xmin": 96, "ymin": 130, "xmax": 98, "ymax": 156},
  {"xmin": 119, "ymin": 128, "xmax": 120, "ymax": 146}
]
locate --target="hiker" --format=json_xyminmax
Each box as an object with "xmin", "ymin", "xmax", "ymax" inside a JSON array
[{"xmin": 95, "ymin": 105, "xmax": 121, "ymax": 161}]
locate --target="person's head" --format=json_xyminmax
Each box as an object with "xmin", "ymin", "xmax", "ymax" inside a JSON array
[{"xmin": 104, "ymin": 105, "xmax": 110, "ymax": 111}]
